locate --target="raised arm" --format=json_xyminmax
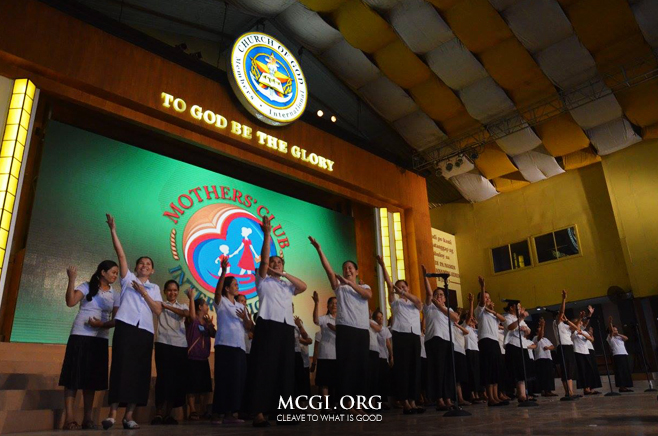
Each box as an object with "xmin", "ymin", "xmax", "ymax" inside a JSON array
[
  {"xmin": 398, "ymin": 288, "xmax": 422, "ymax": 311},
  {"xmin": 214, "ymin": 257, "xmax": 229, "ymax": 305},
  {"xmin": 478, "ymin": 276, "xmax": 486, "ymax": 307},
  {"xmin": 376, "ymin": 255, "xmax": 395, "ymax": 305},
  {"xmin": 485, "ymin": 305, "xmax": 506, "ymax": 322},
  {"xmin": 309, "ymin": 236, "xmax": 338, "ymax": 290},
  {"xmin": 454, "ymin": 322, "xmax": 469, "ymax": 335},
  {"xmin": 133, "ymin": 280, "xmax": 162, "ymax": 315},
  {"xmin": 106, "ymin": 214, "xmax": 129, "ymax": 278},
  {"xmin": 336, "ymin": 275, "xmax": 372, "ymax": 299},
  {"xmin": 558, "ymin": 289, "xmax": 567, "ymax": 317},
  {"xmin": 65, "ymin": 266, "xmax": 84, "ymax": 307},
  {"xmin": 295, "ymin": 316, "xmax": 310, "ymax": 340},
  {"xmin": 370, "ymin": 319, "xmax": 383, "ymax": 333},
  {"xmin": 312, "ymin": 291, "xmax": 320, "ymax": 326},
  {"xmin": 422, "ymin": 264, "xmax": 433, "ymax": 306},
  {"xmin": 163, "ymin": 303, "xmax": 189, "ymax": 318},
  {"xmin": 276, "ymin": 270, "xmax": 307, "ymax": 295},
  {"xmin": 187, "ymin": 288, "xmax": 196, "ymax": 320},
  {"xmin": 258, "ymin": 217, "xmax": 272, "ymax": 279},
  {"xmin": 467, "ymin": 293, "xmax": 474, "ymax": 321},
  {"xmin": 537, "ymin": 318, "xmax": 545, "ymax": 341},
  {"xmin": 432, "ymin": 297, "xmax": 460, "ymax": 322}
]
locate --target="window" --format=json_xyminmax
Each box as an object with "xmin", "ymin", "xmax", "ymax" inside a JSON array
[
  {"xmin": 534, "ymin": 226, "xmax": 580, "ymax": 264},
  {"xmin": 491, "ymin": 240, "xmax": 532, "ymax": 273}
]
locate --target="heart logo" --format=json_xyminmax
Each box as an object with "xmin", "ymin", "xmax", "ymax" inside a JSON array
[{"xmin": 182, "ymin": 203, "xmax": 276, "ymax": 299}]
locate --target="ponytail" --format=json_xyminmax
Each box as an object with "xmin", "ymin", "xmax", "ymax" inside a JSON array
[{"xmin": 87, "ymin": 260, "xmax": 118, "ymax": 301}]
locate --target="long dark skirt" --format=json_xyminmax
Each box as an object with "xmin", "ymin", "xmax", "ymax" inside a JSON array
[
  {"xmin": 315, "ymin": 359, "xmax": 337, "ymax": 389},
  {"xmin": 379, "ymin": 358, "xmax": 391, "ymax": 399},
  {"xmin": 455, "ymin": 352, "xmax": 468, "ymax": 385},
  {"xmin": 108, "ymin": 320, "xmax": 154, "ymax": 406},
  {"xmin": 575, "ymin": 352, "xmax": 595, "ymax": 389},
  {"xmin": 466, "ymin": 350, "xmax": 481, "ymax": 393},
  {"xmin": 535, "ymin": 358, "xmax": 556, "ymax": 392},
  {"xmin": 59, "ymin": 335, "xmax": 109, "ymax": 391},
  {"xmin": 336, "ymin": 325, "xmax": 369, "ymax": 400},
  {"xmin": 392, "ymin": 331, "xmax": 421, "ymax": 401},
  {"xmin": 425, "ymin": 337, "xmax": 454, "ymax": 401},
  {"xmin": 613, "ymin": 354, "xmax": 634, "ymax": 388},
  {"xmin": 504, "ymin": 344, "xmax": 526, "ymax": 383},
  {"xmin": 294, "ymin": 352, "xmax": 311, "ymax": 397},
  {"xmin": 155, "ymin": 342, "xmax": 187, "ymax": 408},
  {"xmin": 367, "ymin": 350, "xmax": 380, "ymax": 398},
  {"xmin": 588, "ymin": 350, "xmax": 602, "ymax": 388},
  {"xmin": 249, "ymin": 319, "xmax": 295, "ymax": 414},
  {"xmin": 213, "ymin": 345, "xmax": 247, "ymax": 414},
  {"xmin": 420, "ymin": 357, "xmax": 427, "ymax": 401},
  {"xmin": 479, "ymin": 338, "xmax": 502, "ymax": 386},
  {"xmin": 556, "ymin": 345, "xmax": 577, "ymax": 382}
]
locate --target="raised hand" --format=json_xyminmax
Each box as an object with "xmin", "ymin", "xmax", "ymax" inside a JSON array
[
  {"xmin": 467, "ymin": 293, "xmax": 473, "ymax": 303},
  {"xmin": 588, "ymin": 305, "xmax": 594, "ymax": 316},
  {"xmin": 421, "ymin": 264, "xmax": 427, "ymax": 276},
  {"xmin": 579, "ymin": 310, "xmax": 586, "ymax": 319},
  {"xmin": 203, "ymin": 314, "xmax": 213, "ymax": 325},
  {"xmin": 308, "ymin": 236, "xmax": 320, "ymax": 250},
  {"xmin": 106, "ymin": 213, "xmax": 115, "ymax": 231},
  {"xmin": 312, "ymin": 291, "xmax": 319, "ymax": 303},
  {"xmin": 260, "ymin": 216, "xmax": 272, "ymax": 234},
  {"xmin": 236, "ymin": 307, "xmax": 247, "ymax": 320},
  {"xmin": 376, "ymin": 255, "xmax": 384, "ymax": 266},
  {"xmin": 335, "ymin": 275, "xmax": 349, "ymax": 285},
  {"xmin": 220, "ymin": 257, "xmax": 229, "ymax": 270},
  {"xmin": 66, "ymin": 265, "xmax": 77, "ymax": 280},
  {"xmin": 187, "ymin": 288, "xmax": 195, "ymax": 300},
  {"xmin": 478, "ymin": 276, "xmax": 485, "ymax": 289},
  {"xmin": 561, "ymin": 289, "xmax": 567, "ymax": 299}
]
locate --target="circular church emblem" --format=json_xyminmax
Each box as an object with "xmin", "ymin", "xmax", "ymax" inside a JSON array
[
  {"xmin": 229, "ymin": 32, "xmax": 308, "ymax": 126},
  {"xmin": 181, "ymin": 203, "xmax": 277, "ymax": 299}
]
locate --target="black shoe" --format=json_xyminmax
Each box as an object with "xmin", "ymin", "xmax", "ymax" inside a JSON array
[
  {"xmin": 150, "ymin": 415, "xmax": 164, "ymax": 425},
  {"xmin": 163, "ymin": 416, "xmax": 178, "ymax": 425},
  {"xmin": 414, "ymin": 407, "xmax": 426, "ymax": 414},
  {"xmin": 402, "ymin": 408, "xmax": 416, "ymax": 415},
  {"xmin": 500, "ymin": 401, "xmax": 510, "ymax": 406}
]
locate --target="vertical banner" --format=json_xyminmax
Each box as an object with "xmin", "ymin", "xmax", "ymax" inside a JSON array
[{"xmin": 431, "ymin": 228, "xmax": 461, "ymax": 305}]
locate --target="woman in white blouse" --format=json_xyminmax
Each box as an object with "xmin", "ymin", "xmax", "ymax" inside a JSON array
[
  {"xmin": 534, "ymin": 318, "xmax": 557, "ymax": 396},
  {"xmin": 59, "ymin": 262, "xmax": 119, "ymax": 430},
  {"xmin": 377, "ymin": 255, "xmax": 423, "ymax": 414},
  {"xmin": 554, "ymin": 290, "xmax": 578, "ymax": 398},
  {"xmin": 212, "ymin": 257, "xmax": 253, "ymax": 424},
  {"xmin": 571, "ymin": 312, "xmax": 598, "ymax": 396},
  {"xmin": 607, "ymin": 316, "xmax": 633, "ymax": 392},
  {"xmin": 249, "ymin": 217, "xmax": 307, "ymax": 427},
  {"xmin": 309, "ymin": 236, "xmax": 372, "ymax": 410}
]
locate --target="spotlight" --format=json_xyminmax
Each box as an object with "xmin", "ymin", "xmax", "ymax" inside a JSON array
[
  {"xmin": 455, "ymin": 156, "xmax": 463, "ymax": 168},
  {"xmin": 435, "ymin": 168, "xmax": 443, "ymax": 177},
  {"xmin": 445, "ymin": 162, "xmax": 453, "ymax": 172},
  {"xmin": 317, "ymin": 110, "xmax": 324, "ymax": 117},
  {"xmin": 331, "ymin": 115, "xmax": 337, "ymax": 123},
  {"xmin": 175, "ymin": 43, "xmax": 188, "ymax": 51},
  {"xmin": 191, "ymin": 51, "xmax": 203, "ymax": 59},
  {"xmin": 470, "ymin": 150, "xmax": 479, "ymax": 160}
]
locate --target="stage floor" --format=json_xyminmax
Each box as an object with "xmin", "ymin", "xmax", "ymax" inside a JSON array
[{"xmin": 6, "ymin": 391, "xmax": 658, "ymax": 436}]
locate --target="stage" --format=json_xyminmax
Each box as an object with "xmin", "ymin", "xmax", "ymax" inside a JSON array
[{"xmin": 4, "ymin": 391, "xmax": 656, "ymax": 436}]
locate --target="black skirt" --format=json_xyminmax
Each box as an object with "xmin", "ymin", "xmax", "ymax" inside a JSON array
[
  {"xmin": 294, "ymin": 352, "xmax": 311, "ymax": 397},
  {"xmin": 575, "ymin": 352, "xmax": 594, "ymax": 389},
  {"xmin": 367, "ymin": 350, "xmax": 380, "ymax": 398},
  {"xmin": 155, "ymin": 342, "xmax": 187, "ymax": 408},
  {"xmin": 315, "ymin": 358, "xmax": 337, "ymax": 389},
  {"xmin": 336, "ymin": 324, "xmax": 369, "ymax": 399},
  {"xmin": 556, "ymin": 345, "xmax": 577, "ymax": 382},
  {"xmin": 478, "ymin": 338, "xmax": 502, "ymax": 386},
  {"xmin": 613, "ymin": 354, "xmax": 633, "ymax": 388},
  {"xmin": 187, "ymin": 358, "xmax": 212, "ymax": 394},
  {"xmin": 455, "ymin": 352, "xmax": 468, "ymax": 384},
  {"xmin": 504, "ymin": 343, "xmax": 526, "ymax": 383},
  {"xmin": 379, "ymin": 358, "xmax": 391, "ymax": 399},
  {"xmin": 59, "ymin": 334, "xmax": 109, "ymax": 391},
  {"xmin": 213, "ymin": 345, "xmax": 247, "ymax": 414},
  {"xmin": 249, "ymin": 319, "xmax": 295, "ymax": 414},
  {"xmin": 425, "ymin": 336, "xmax": 454, "ymax": 401},
  {"xmin": 108, "ymin": 320, "xmax": 154, "ymax": 406},
  {"xmin": 466, "ymin": 350, "xmax": 481, "ymax": 392},
  {"xmin": 588, "ymin": 350, "xmax": 602, "ymax": 388},
  {"xmin": 535, "ymin": 358, "xmax": 556, "ymax": 391},
  {"xmin": 391, "ymin": 331, "xmax": 421, "ymax": 401},
  {"xmin": 420, "ymin": 357, "xmax": 428, "ymax": 395}
]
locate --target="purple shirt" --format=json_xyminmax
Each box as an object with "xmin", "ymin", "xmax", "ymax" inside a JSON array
[{"xmin": 186, "ymin": 318, "xmax": 212, "ymax": 361}]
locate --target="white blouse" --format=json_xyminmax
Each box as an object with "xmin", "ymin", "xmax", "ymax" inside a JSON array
[
  {"xmin": 256, "ymin": 275, "xmax": 296, "ymax": 325},
  {"xmin": 607, "ymin": 334, "xmax": 628, "ymax": 356},
  {"xmin": 317, "ymin": 314, "xmax": 336, "ymax": 360},
  {"xmin": 572, "ymin": 331, "xmax": 591, "ymax": 355},
  {"xmin": 554, "ymin": 321, "xmax": 574, "ymax": 346},
  {"xmin": 475, "ymin": 305, "xmax": 500, "ymax": 342},
  {"xmin": 335, "ymin": 283, "xmax": 370, "ymax": 330},
  {"xmin": 378, "ymin": 326, "xmax": 392, "ymax": 359},
  {"xmin": 423, "ymin": 303, "xmax": 452, "ymax": 341},
  {"xmin": 156, "ymin": 301, "xmax": 188, "ymax": 347},
  {"xmin": 533, "ymin": 337, "xmax": 553, "ymax": 360},
  {"xmin": 214, "ymin": 297, "xmax": 247, "ymax": 351},
  {"xmin": 115, "ymin": 271, "xmax": 162, "ymax": 334},
  {"xmin": 70, "ymin": 282, "xmax": 120, "ymax": 340},
  {"xmin": 390, "ymin": 298, "xmax": 421, "ymax": 335}
]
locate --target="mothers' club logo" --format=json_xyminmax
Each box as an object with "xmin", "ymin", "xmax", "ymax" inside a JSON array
[
  {"xmin": 229, "ymin": 32, "xmax": 307, "ymax": 126},
  {"xmin": 163, "ymin": 185, "xmax": 290, "ymax": 313}
]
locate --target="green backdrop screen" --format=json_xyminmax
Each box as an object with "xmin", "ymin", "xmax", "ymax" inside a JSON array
[{"xmin": 11, "ymin": 122, "xmax": 356, "ymax": 344}]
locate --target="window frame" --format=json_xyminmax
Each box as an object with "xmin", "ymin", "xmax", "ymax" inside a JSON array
[
  {"xmin": 530, "ymin": 224, "xmax": 583, "ymax": 267},
  {"xmin": 489, "ymin": 238, "xmax": 534, "ymax": 276}
]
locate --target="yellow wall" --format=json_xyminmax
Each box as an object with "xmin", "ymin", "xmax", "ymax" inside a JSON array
[
  {"xmin": 602, "ymin": 139, "xmax": 658, "ymax": 298},
  {"xmin": 430, "ymin": 163, "xmax": 631, "ymax": 308}
]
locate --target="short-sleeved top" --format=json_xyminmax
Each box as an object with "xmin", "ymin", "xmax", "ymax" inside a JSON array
[
  {"xmin": 553, "ymin": 321, "xmax": 574, "ymax": 346},
  {"xmin": 335, "ymin": 283, "xmax": 370, "ymax": 330},
  {"xmin": 256, "ymin": 275, "xmax": 296, "ymax": 325},
  {"xmin": 475, "ymin": 305, "xmax": 500, "ymax": 342},
  {"xmin": 214, "ymin": 297, "xmax": 246, "ymax": 352},
  {"xmin": 156, "ymin": 301, "xmax": 188, "ymax": 347},
  {"xmin": 586, "ymin": 339, "xmax": 595, "ymax": 351},
  {"xmin": 423, "ymin": 303, "xmax": 452, "ymax": 341},
  {"xmin": 391, "ymin": 298, "xmax": 421, "ymax": 335},
  {"xmin": 420, "ymin": 333, "xmax": 426, "ymax": 358},
  {"xmin": 70, "ymin": 282, "xmax": 120, "ymax": 339},
  {"xmin": 498, "ymin": 331, "xmax": 506, "ymax": 354},
  {"xmin": 464, "ymin": 325, "xmax": 479, "ymax": 351},
  {"xmin": 572, "ymin": 331, "xmax": 591, "ymax": 354},
  {"xmin": 607, "ymin": 335, "xmax": 628, "ymax": 356},
  {"xmin": 314, "ymin": 331, "xmax": 322, "ymax": 357},
  {"xmin": 369, "ymin": 320, "xmax": 380, "ymax": 352},
  {"xmin": 453, "ymin": 329, "xmax": 466, "ymax": 355},
  {"xmin": 186, "ymin": 318, "xmax": 212, "ymax": 360},
  {"xmin": 115, "ymin": 271, "xmax": 162, "ymax": 334},
  {"xmin": 522, "ymin": 337, "xmax": 534, "ymax": 359},
  {"xmin": 318, "ymin": 314, "xmax": 336, "ymax": 360},
  {"xmin": 378, "ymin": 326, "xmax": 392, "ymax": 359},
  {"xmin": 503, "ymin": 313, "xmax": 528, "ymax": 347},
  {"xmin": 533, "ymin": 337, "xmax": 553, "ymax": 360}
]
